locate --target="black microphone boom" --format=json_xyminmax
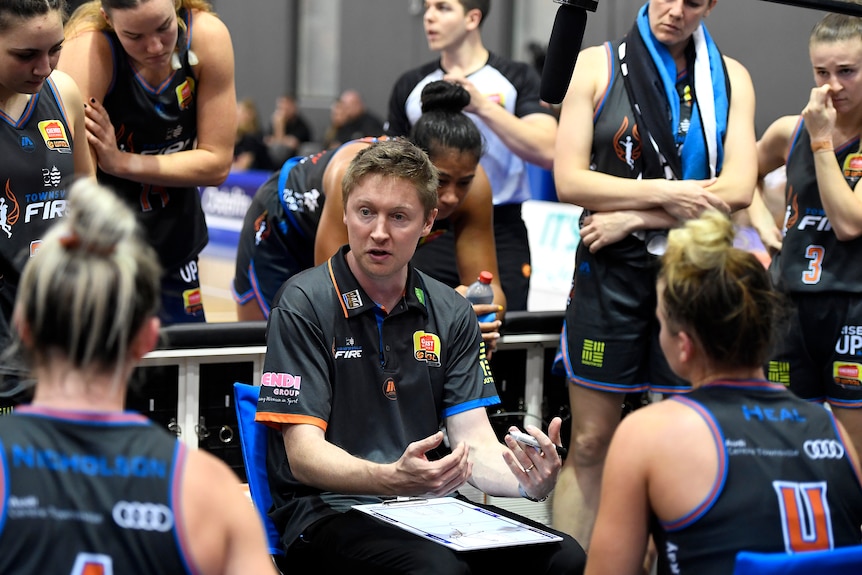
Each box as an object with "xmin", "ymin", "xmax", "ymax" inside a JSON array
[
  {"xmin": 758, "ymin": 0, "xmax": 862, "ymax": 17},
  {"xmin": 540, "ymin": 0, "xmax": 599, "ymax": 105}
]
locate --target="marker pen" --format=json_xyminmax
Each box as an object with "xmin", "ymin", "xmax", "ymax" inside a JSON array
[{"xmin": 508, "ymin": 430, "xmax": 568, "ymax": 459}]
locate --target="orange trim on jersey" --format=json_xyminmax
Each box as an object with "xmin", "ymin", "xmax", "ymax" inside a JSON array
[
  {"xmin": 255, "ymin": 412, "xmax": 327, "ymax": 432},
  {"xmin": 327, "ymin": 258, "xmax": 350, "ymax": 318}
]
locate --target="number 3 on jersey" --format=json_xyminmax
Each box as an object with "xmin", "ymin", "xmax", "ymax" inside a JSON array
[
  {"xmin": 802, "ymin": 245, "xmax": 825, "ymax": 285},
  {"xmin": 773, "ymin": 480, "xmax": 834, "ymax": 552},
  {"xmin": 70, "ymin": 552, "xmax": 113, "ymax": 575}
]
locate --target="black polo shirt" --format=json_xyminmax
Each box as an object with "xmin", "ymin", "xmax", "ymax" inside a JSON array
[{"xmin": 256, "ymin": 245, "xmax": 500, "ymax": 548}]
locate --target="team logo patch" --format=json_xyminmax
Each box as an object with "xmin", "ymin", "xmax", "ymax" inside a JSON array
[
  {"xmin": 833, "ymin": 362, "xmax": 862, "ymax": 389},
  {"xmin": 342, "ymin": 289, "xmax": 362, "ymax": 310},
  {"xmin": 334, "ymin": 336, "xmax": 363, "ymax": 359},
  {"xmin": 37, "ymin": 120, "xmax": 71, "ymax": 153},
  {"xmin": 581, "ymin": 339, "xmax": 605, "ymax": 368},
  {"xmin": 19, "ymin": 135, "xmax": 34, "ymax": 153},
  {"xmin": 112, "ymin": 501, "xmax": 174, "ymax": 532},
  {"xmin": 382, "ymin": 377, "xmax": 397, "ymax": 400},
  {"xmin": 413, "ymin": 331, "xmax": 441, "ymax": 367},
  {"xmin": 0, "ymin": 180, "xmax": 20, "ymax": 238},
  {"xmin": 803, "ymin": 439, "xmax": 845, "ymax": 460},
  {"xmin": 613, "ymin": 117, "xmax": 642, "ymax": 170},
  {"xmin": 768, "ymin": 361, "xmax": 791, "ymax": 386},
  {"xmin": 29, "ymin": 240, "xmax": 42, "ymax": 258},
  {"xmin": 175, "ymin": 78, "xmax": 195, "ymax": 110},
  {"xmin": 844, "ymin": 153, "xmax": 862, "ymax": 184},
  {"xmin": 182, "ymin": 287, "xmax": 203, "ymax": 315}
]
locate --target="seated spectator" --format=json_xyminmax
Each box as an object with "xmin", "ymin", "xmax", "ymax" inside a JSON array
[
  {"xmin": 255, "ymin": 138, "xmax": 586, "ymax": 573},
  {"xmin": 323, "ymin": 89, "xmax": 384, "ymax": 149},
  {"xmin": 233, "ymin": 81, "xmax": 504, "ymax": 354},
  {"xmin": 234, "ymin": 98, "xmax": 275, "ymax": 172},
  {"xmin": 265, "ymin": 94, "xmax": 314, "ymax": 166},
  {"xmin": 585, "ymin": 210, "xmax": 862, "ymax": 575},
  {"xmin": 0, "ymin": 178, "xmax": 275, "ymax": 574}
]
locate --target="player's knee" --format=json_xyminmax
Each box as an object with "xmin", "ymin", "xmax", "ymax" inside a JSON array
[{"xmin": 568, "ymin": 427, "xmax": 613, "ymax": 469}]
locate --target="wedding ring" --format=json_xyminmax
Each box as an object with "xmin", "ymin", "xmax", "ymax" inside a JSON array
[{"xmin": 525, "ymin": 464, "xmax": 535, "ymax": 473}]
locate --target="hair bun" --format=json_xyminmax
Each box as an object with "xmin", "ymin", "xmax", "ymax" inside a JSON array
[{"xmin": 420, "ymin": 80, "xmax": 470, "ymax": 115}]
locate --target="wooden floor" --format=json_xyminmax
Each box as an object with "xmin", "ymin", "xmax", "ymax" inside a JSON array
[{"xmin": 199, "ymin": 248, "xmax": 240, "ymax": 323}]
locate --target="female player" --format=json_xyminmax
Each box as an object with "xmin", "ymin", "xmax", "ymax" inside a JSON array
[
  {"xmin": 232, "ymin": 81, "xmax": 504, "ymax": 351},
  {"xmin": 59, "ymin": 0, "xmax": 236, "ymax": 324},
  {"xmin": 754, "ymin": 9, "xmax": 862, "ymax": 455},
  {"xmin": 551, "ymin": 0, "xmax": 757, "ymax": 545},
  {"xmin": 0, "ymin": 178, "xmax": 275, "ymax": 574},
  {"xmin": 0, "ymin": 0, "xmax": 91, "ymax": 373},
  {"xmin": 585, "ymin": 210, "xmax": 862, "ymax": 574}
]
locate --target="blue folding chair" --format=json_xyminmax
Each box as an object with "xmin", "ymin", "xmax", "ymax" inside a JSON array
[
  {"xmin": 733, "ymin": 545, "xmax": 862, "ymax": 575},
  {"xmin": 233, "ymin": 382, "xmax": 285, "ymax": 571}
]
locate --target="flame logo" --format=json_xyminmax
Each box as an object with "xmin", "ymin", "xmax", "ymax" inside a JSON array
[
  {"xmin": 785, "ymin": 185, "xmax": 798, "ymax": 231},
  {"xmin": 613, "ymin": 117, "xmax": 641, "ymax": 167}
]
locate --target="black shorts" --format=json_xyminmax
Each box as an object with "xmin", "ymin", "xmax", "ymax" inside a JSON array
[
  {"xmin": 160, "ymin": 256, "xmax": 206, "ymax": 324},
  {"xmin": 559, "ymin": 238, "xmax": 689, "ymax": 394},
  {"xmin": 769, "ymin": 292, "xmax": 862, "ymax": 408},
  {"xmin": 232, "ymin": 164, "xmax": 316, "ymax": 318}
]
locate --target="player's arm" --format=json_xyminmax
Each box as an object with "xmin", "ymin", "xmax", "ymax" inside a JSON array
[
  {"xmin": 472, "ymin": 106, "xmax": 557, "ymax": 170},
  {"xmin": 61, "ymin": 14, "xmax": 238, "ymax": 187},
  {"xmin": 698, "ymin": 57, "xmax": 758, "ymax": 212},
  {"xmin": 56, "ymin": 29, "xmax": 112, "ymax": 174},
  {"xmin": 182, "ymin": 449, "xmax": 277, "ymax": 575},
  {"xmin": 554, "ymin": 46, "xmax": 728, "ymax": 220},
  {"xmin": 451, "ymin": 166, "xmax": 506, "ymax": 314},
  {"xmin": 585, "ymin": 412, "xmax": 652, "ymax": 575},
  {"xmin": 50, "ymin": 70, "xmax": 95, "ymax": 178},
  {"xmin": 803, "ymin": 85, "xmax": 862, "ymax": 240},
  {"xmin": 745, "ymin": 115, "xmax": 798, "ymax": 251},
  {"xmin": 314, "ymin": 142, "xmax": 372, "ymax": 264}
]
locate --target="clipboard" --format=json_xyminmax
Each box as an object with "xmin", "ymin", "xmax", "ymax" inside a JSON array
[{"xmin": 352, "ymin": 497, "xmax": 563, "ymax": 551}]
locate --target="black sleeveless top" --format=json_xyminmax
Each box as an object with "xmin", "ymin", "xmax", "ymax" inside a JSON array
[
  {"xmin": 775, "ymin": 123, "xmax": 862, "ymax": 293},
  {"xmin": 99, "ymin": 9, "xmax": 207, "ymax": 270},
  {"xmin": 652, "ymin": 381, "xmax": 862, "ymax": 575},
  {"xmin": 0, "ymin": 78, "xmax": 76, "ymax": 342},
  {"xmin": 0, "ymin": 406, "xmax": 195, "ymax": 574}
]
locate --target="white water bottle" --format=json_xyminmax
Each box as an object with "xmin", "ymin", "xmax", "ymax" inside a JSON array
[{"xmin": 465, "ymin": 271, "xmax": 496, "ymax": 323}]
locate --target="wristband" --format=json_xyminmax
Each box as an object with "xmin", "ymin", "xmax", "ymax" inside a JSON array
[
  {"xmin": 518, "ymin": 483, "xmax": 549, "ymax": 503},
  {"xmin": 811, "ymin": 140, "xmax": 834, "ymax": 153}
]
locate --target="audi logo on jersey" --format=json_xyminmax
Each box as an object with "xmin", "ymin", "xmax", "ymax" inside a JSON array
[
  {"xmin": 803, "ymin": 439, "xmax": 846, "ymax": 460},
  {"xmin": 112, "ymin": 501, "xmax": 174, "ymax": 532}
]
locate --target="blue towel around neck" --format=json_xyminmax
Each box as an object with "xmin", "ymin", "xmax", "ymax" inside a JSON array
[{"xmin": 635, "ymin": 3, "xmax": 728, "ymax": 180}]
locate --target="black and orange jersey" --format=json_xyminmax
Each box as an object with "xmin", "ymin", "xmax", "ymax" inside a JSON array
[
  {"xmin": 98, "ymin": 9, "xmax": 206, "ymax": 271},
  {"xmin": 0, "ymin": 77, "xmax": 76, "ymax": 342},
  {"xmin": 652, "ymin": 380, "xmax": 862, "ymax": 575},
  {"xmin": 775, "ymin": 122, "xmax": 862, "ymax": 293}
]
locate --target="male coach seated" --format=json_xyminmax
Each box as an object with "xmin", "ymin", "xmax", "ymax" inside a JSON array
[{"xmin": 255, "ymin": 139, "xmax": 585, "ymax": 573}]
